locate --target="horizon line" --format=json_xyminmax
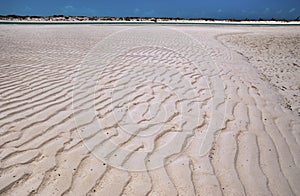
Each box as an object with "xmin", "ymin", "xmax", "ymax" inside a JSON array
[{"xmin": 1, "ymin": 14, "xmax": 300, "ymax": 21}]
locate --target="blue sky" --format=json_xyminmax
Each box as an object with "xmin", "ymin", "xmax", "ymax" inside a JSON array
[{"xmin": 0, "ymin": 0, "xmax": 299, "ymax": 19}]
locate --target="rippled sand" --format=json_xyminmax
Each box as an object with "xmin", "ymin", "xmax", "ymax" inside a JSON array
[
  {"xmin": 218, "ymin": 27, "xmax": 300, "ymax": 114},
  {"xmin": 0, "ymin": 25, "xmax": 299, "ymax": 195}
]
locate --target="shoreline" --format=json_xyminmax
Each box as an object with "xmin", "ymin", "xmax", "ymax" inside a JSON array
[{"xmin": 1, "ymin": 19, "xmax": 300, "ymax": 25}]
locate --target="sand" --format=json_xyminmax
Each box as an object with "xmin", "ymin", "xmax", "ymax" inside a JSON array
[
  {"xmin": 0, "ymin": 24, "xmax": 299, "ymax": 195},
  {"xmin": 217, "ymin": 27, "xmax": 300, "ymax": 114}
]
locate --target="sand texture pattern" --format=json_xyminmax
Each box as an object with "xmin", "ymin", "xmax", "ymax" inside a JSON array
[
  {"xmin": 218, "ymin": 27, "xmax": 300, "ymax": 114},
  {"xmin": 0, "ymin": 25, "xmax": 300, "ymax": 196}
]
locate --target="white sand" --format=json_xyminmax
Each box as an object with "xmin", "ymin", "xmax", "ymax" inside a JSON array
[
  {"xmin": 0, "ymin": 24, "xmax": 299, "ymax": 195},
  {"xmin": 218, "ymin": 27, "xmax": 300, "ymax": 114}
]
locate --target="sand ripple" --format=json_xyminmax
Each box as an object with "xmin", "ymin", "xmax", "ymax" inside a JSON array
[{"xmin": 0, "ymin": 25, "xmax": 299, "ymax": 196}]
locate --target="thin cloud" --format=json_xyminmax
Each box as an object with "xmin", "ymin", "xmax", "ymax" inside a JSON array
[
  {"xmin": 289, "ymin": 8, "xmax": 296, "ymax": 13},
  {"xmin": 134, "ymin": 8, "xmax": 140, "ymax": 13},
  {"xmin": 62, "ymin": 5, "xmax": 75, "ymax": 15},
  {"xmin": 65, "ymin": 5, "xmax": 74, "ymax": 10},
  {"xmin": 145, "ymin": 9, "xmax": 155, "ymax": 16},
  {"xmin": 263, "ymin": 7, "xmax": 270, "ymax": 14},
  {"xmin": 24, "ymin": 6, "xmax": 32, "ymax": 12}
]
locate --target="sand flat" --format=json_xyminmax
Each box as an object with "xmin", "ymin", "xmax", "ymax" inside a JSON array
[
  {"xmin": 217, "ymin": 27, "xmax": 300, "ymax": 114},
  {"xmin": 0, "ymin": 24, "xmax": 300, "ymax": 195}
]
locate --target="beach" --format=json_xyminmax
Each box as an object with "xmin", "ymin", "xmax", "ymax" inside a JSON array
[{"xmin": 0, "ymin": 24, "xmax": 299, "ymax": 195}]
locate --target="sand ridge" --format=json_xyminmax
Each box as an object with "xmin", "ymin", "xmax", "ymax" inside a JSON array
[{"xmin": 0, "ymin": 25, "xmax": 300, "ymax": 195}]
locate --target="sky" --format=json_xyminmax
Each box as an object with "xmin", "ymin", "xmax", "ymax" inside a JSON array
[{"xmin": 0, "ymin": 0, "xmax": 299, "ymax": 20}]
